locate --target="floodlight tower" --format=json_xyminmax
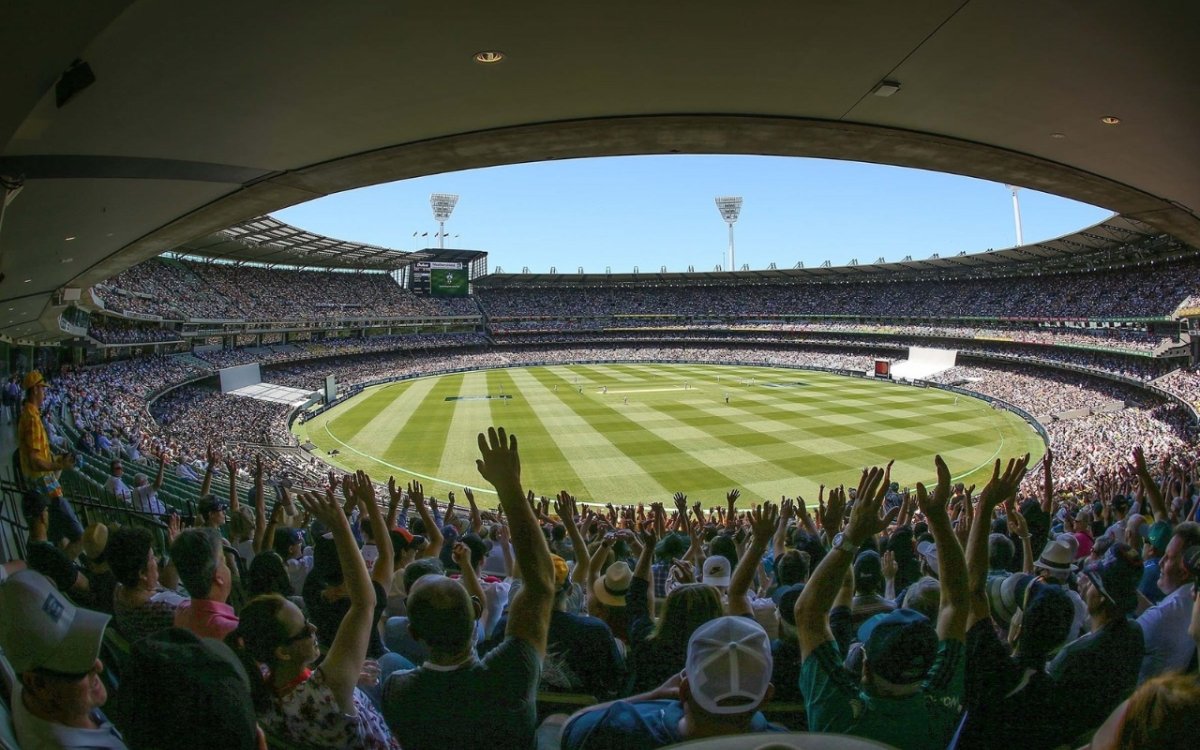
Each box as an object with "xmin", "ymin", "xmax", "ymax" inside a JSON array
[
  {"xmin": 714, "ymin": 196, "xmax": 743, "ymax": 271},
  {"xmin": 430, "ymin": 193, "xmax": 459, "ymax": 249},
  {"xmin": 1006, "ymin": 184, "xmax": 1024, "ymax": 246}
]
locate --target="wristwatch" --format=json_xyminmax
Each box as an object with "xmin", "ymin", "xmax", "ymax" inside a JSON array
[{"xmin": 831, "ymin": 532, "xmax": 857, "ymax": 554}]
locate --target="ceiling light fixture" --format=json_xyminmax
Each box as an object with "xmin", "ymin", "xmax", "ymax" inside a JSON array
[
  {"xmin": 872, "ymin": 80, "xmax": 901, "ymax": 97},
  {"xmin": 1101, "ymin": 115, "xmax": 1121, "ymax": 125},
  {"xmin": 62, "ymin": 257, "xmax": 74, "ymax": 263},
  {"xmin": 473, "ymin": 50, "xmax": 505, "ymax": 64},
  {"xmin": 1050, "ymin": 132, "xmax": 1066, "ymax": 139},
  {"xmin": 23, "ymin": 278, "xmax": 31, "ymax": 283},
  {"xmin": 64, "ymin": 236, "xmax": 76, "ymax": 241}
]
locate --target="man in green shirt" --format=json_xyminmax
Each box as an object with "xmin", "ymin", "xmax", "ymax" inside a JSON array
[{"xmin": 795, "ymin": 457, "xmax": 1023, "ymax": 750}]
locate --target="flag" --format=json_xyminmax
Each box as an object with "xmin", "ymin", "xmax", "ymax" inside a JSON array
[
  {"xmin": 421, "ymin": 232, "xmax": 428, "ymax": 237},
  {"xmin": 412, "ymin": 232, "xmax": 418, "ymax": 237}
]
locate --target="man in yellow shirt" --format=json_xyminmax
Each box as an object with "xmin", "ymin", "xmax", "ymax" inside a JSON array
[{"xmin": 19, "ymin": 370, "xmax": 82, "ymax": 556}]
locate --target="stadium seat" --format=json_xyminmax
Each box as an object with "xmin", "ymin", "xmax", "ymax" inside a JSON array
[
  {"xmin": 0, "ymin": 695, "xmax": 20, "ymax": 750},
  {"xmin": 535, "ymin": 690, "xmax": 597, "ymax": 724}
]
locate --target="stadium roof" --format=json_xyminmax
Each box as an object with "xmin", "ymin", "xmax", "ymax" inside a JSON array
[
  {"xmin": 171, "ymin": 215, "xmax": 483, "ymax": 271},
  {"xmin": 1, "ymin": 2, "xmax": 1199, "ymax": 340},
  {"xmin": 478, "ymin": 214, "xmax": 1174, "ymax": 286}
]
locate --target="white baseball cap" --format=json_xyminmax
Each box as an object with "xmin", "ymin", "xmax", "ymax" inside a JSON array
[
  {"xmin": 685, "ymin": 616, "xmax": 772, "ymax": 715},
  {"xmin": 0, "ymin": 570, "xmax": 109, "ymax": 674},
  {"xmin": 702, "ymin": 555, "xmax": 732, "ymax": 587}
]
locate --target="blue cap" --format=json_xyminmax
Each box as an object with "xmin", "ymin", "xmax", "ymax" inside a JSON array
[{"xmin": 857, "ymin": 608, "xmax": 937, "ymax": 685}]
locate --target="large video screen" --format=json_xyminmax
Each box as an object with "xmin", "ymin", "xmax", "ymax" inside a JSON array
[{"xmin": 430, "ymin": 268, "xmax": 469, "ymax": 297}]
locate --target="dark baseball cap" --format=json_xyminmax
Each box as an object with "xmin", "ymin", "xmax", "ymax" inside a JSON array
[
  {"xmin": 198, "ymin": 495, "xmax": 228, "ymax": 516},
  {"xmin": 858, "ymin": 608, "xmax": 938, "ymax": 685}
]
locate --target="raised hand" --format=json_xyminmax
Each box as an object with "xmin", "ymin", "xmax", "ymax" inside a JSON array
[
  {"xmin": 749, "ymin": 501, "xmax": 779, "ymax": 541},
  {"xmin": 554, "ymin": 490, "xmax": 577, "ymax": 527},
  {"xmin": 726, "ymin": 489, "xmax": 741, "ymax": 507},
  {"xmin": 166, "ymin": 512, "xmax": 181, "ymax": 544},
  {"xmin": 407, "ymin": 480, "xmax": 425, "ymax": 508},
  {"xmin": 297, "ymin": 488, "xmax": 347, "ymax": 530},
  {"xmin": 452, "ymin": 541, "xmax": 474, "ymax": 572},
  {"xmin": 845, "ymin": 466, "xmax": 898, "ymax": 546},
  {"xmin": 979, "ymin": 454, "xmax": 1030, "ymax": 510},
  {"xmin": 881, "ymin": 549, "xmax": 898, "ymax": 581},
  {"xmin": 476, "ymin": 427, "xmax": 521, "ymax": 492},
  {"xmin": 916, "ymin": 455, "xmax": 952, "ymax": 520}
]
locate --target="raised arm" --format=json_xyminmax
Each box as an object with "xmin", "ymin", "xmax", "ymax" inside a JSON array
[
  {"xmin": 199, "ymin": 445, "xmax": 217, "ymax": 498},
  {"xmin": 453, "ymin": 541, "xmax": 487, "ymax": 627},
  {"xmin": 555, "ymin": 491, "xmax": 590, "ymax": 586},
  {"xmin": 465, "ymin": 487, "xmax": 483, "ymax": 535},
  {"xmin": 1134, "ymin": 447, "xmax": 1170, "ymax": 523},
  {"xmin": 966, "ymin": 457, "xmax": 1024, "ymax": 629},
  {"xmin": 729, "ymin": 502, "xmax": 778, "ymax": 616},
  {"xmin": 478, "ymin": 427, "xmax": 554, "ymax": 656},
  {"xmin": 348, "ymin": 472, "xmax": 393, "ymax": 590},
  {"xmin": 251, "ymin": 456, "xmax": 267, "ymax": 553},
  {"xmin": 917, "ymin": 456, "xmax": 966, "ymax": 642},
  {"xmin": 773, "ymin": 497, "xmax": 792, "ymax": 564},
  {"xmin": 153, "ymin": 454, "xmax": 166, "ymax": 492},
  {"xmin": 386, "ymin": 476, "xmax": 403, "ymax": 530},
  {"xmin": 633, "ymin": 527, "xmax": 657, "ymax": 618},
  {"xmin": 296, "ymin": 487, "xmax": 374, "ymax": 714},
  {"xmin": 795, "ymin": 470, "xmax": 896, "ymax": 659},
  {"xmin": 225, "ymin": 458, "xmax": 239, "ymax": 516},
  {"xmin": 410, "ymin": 481, "xmax": 444, "ymax": 560},
  {"xmin": 1041, "ymin": 447, "xmax": 1054, "ymax": 515}
]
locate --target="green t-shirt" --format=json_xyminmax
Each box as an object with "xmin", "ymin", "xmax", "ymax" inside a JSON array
[{"xmin": 800, "ymin": 637, "xmax": 965, "ymax": 750}]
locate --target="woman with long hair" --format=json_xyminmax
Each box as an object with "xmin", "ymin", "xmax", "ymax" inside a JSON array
[
  {"xmin": 227, "ymin": 476, "xmax": 398, "ymax": 750},
  {"xmin": 626, "ymin": 528, "xmax": 723, "ymax": 693}
]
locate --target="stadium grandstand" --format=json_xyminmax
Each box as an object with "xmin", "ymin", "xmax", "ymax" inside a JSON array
[{"xmin": 2, "ymin": 4, "xmax": 1200, "ymax": 750}]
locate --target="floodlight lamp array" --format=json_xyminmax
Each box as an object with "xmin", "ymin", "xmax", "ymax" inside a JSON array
[
  {"xmin": 715, "ymin": 196, "xmax": 743, "ymax": 223},
  {"xmin": 430, "ymin": 193, "xmax": 459, "ymax": 222}
]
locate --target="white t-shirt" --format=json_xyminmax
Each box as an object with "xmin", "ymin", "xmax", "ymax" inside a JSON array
[{"xmin": 1137, "ymin": 582, "xmax": 1196, "ymax": 683}]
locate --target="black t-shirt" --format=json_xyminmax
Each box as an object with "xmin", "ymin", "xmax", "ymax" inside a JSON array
[
  {"xmin": 27, "ymin": 540, "xmax": 78, "ymax": 593},
  {"xmin": 626, "ymin": 576, "xmax": 688, "ymax": 695},
  {"xmin": 304, "ymin": 579, "xmax": 389, "ymax": 658},
  {"xmin": 1047, "ymin": 618, "xmax": 1144, "ymax": 739},
  {"xmin": 961, "ymin": 618, "xmax": 1072, "ymax": 750},
  {"xmin": 383, "ymin": 636, "xmax": 540, "ymax": 750},
  {"xmin": 771, "ymin": 636, "xmax": 803, "ymax": 703}
]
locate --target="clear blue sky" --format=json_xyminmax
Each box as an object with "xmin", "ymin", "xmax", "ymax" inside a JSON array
[{"xmin": 273, "ymin": 156, "xmax": 1112, "ymax": 273}]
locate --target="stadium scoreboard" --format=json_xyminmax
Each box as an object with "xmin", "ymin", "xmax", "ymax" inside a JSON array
[{"xmin": 412, "ymin": 261, "xmax": 469, "ymax": 297}]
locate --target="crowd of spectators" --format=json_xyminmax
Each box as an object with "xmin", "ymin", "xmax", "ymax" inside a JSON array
[
  {"xmin": 493, "ymin": 319, "xmax": 1172, "ymax": 353},
  {"xmin": 1158, "ymin": 367, "xmax": 1200, "ymax": 407},
  {"xmin": 88, "ymin": 320, "xmax": 183, "ymax": 345},
  {"xmin": 478, "ymin": 257, "xmax": 1200, "ymax": 319},
  {"xmin": 8, "ymin": 413, "xmax": 1200, "ymax": 749},
  {"xmin": 96, "ymin": 259, "xmax": 480, "ymax": 322}
]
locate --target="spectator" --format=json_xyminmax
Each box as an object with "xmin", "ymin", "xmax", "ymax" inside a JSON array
[
  {"xmin": 850, "ymin": 550, "xmax": 895, "ymax": 628},
  {"xmin": 18, "ymin": 370, "xmax": 82, "ymax": 556},
  {"xmin": 22, "ymin": 491, "xmax": 89, "ymax": 599},
  {"xmin": 108, "ymin": 523, "xmax": 187, "ymax": 642},
  {"xmin": 795, "ymin": 458, "xmax": 976, "ymax": 750},
  {"xmin": 172, "ymin": 527, "xmax": 239, "ymax": 639},
  {"xmin": 228, "ymin": 485, "xmax": 398, "ymax": 750},
  {"xmin": 1089, "ymin": 673, "xmax": 1200, "ymax": 750},
  {"xmin": 1047, "ymin": 544, "xmax": 1146, "ymax": 741},
  {"xmin": 382, "ymin": 427, "xmax": 555, "ymax": 750},
  {"xmin": 627, "ymin": 522, "xmax": 723, "ymax": 696},
  {"xmin": 561, "ymin": 615, "xmax": 782, "ymax": 748},
  {"xmin": 1137, "ymin": 521, "xmax": 1200, "ymax": 682},
  {"xmin": 119, "ymin": 628, "xmax": 262, "ymax": 750},
  {"xmin": 0, "ymin": 569, "xmax": 128, "ymax": 749}
]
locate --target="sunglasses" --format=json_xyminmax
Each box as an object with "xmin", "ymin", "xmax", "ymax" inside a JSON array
[{"xmin": 283, "ymin": 620, "xmax": 316, "ymax": 644}]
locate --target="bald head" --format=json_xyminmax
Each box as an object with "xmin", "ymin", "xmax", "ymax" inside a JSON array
[{"xmin": 408, "ymin": 575, "xmax": 475, "ymax": 655}]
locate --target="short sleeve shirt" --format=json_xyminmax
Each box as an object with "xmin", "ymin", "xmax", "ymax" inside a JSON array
[
  {"xmin": 562, "ymin": 699, "xmax": 782, "ymax": 750},
  {"xmin": 800, "ymin": 638, "xmax": 964, "ymax": 750},
  {"xmin": 262, "ymin": 667, "xmax": 398, "ymax": 750},
  {"xmin": 382, "ymin": 636, "xmax": 541, "ymax": 750}
]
